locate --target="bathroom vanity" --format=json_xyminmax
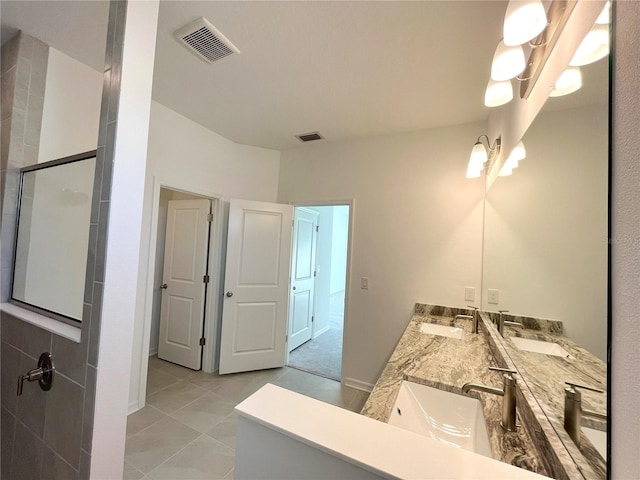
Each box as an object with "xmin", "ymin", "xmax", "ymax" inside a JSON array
[{"xmin": 362, "ymin": 304, "xmax": 606, "ymax": 479}]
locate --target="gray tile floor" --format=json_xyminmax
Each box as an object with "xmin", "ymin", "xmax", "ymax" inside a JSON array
[{"xmin": 124, "ymin": 356, "xmax": 369, "ymax": 479}]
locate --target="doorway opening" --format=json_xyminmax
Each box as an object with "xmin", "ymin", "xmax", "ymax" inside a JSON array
[
  {"xmin": 147, "ymin": 187, "xmax": 213, "ymax": 391},
  {"xmin": 287, "ymin": 205, "xmax": 350, "ymax": 381}
]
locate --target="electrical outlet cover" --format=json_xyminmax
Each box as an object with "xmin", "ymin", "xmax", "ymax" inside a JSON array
[{"xmin": 488, "ymin": 289, "xmax": 499, "ymax": 304}]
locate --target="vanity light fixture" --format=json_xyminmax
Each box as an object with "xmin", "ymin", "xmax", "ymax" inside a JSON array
[
  {"xmin": 595, "ymin": 1, "xmax": 610, "ymax": 25},
  {"xmin": 503, "ymin": 0, "xmax": 548, "ymax": 47},
  {"xmin": 550, "ymin": 66, "xmax": 582, "ymax": 97},
  {"xmin": 490, "ymin": 40, "xmax": 526, "ymax": 81},
  {"xmin": 466, "ymin": 135, "xmax": 501, "ymax": 179},
  {"xmin": 484, "ymin": 78, "xmax": 513, "ymax": 107},
  {"xmin": 498, "ymin": 141, "xmax": 527, "ymax": 177},
  {"xmin": 569, "ymin": 24, "xmax": 609, "ymax": 67}
]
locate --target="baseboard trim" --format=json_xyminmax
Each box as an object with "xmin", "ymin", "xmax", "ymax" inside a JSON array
[
  {"xmin": 148, "ymin": 347, "xmax": 158, "ymax": 356},
  {"xmin": 128, "ymin": 399, "xmax": 141, "ymax": 415},
  {"xmin": 313, "ymin": 325, "xmax": 330, "ymax": 339},
  {"xmin": 344, "ymin": 377, "xmax": 374, "ymax": 393}
]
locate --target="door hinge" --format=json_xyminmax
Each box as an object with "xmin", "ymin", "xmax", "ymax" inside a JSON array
[
  {"xmin": 292, "ymin": 220, "xmax": 294, "ymax": 227},
  {"xmin": 286, "ymin": 335, "xmax": 288, "ymax": 343},
  {"xmin": 199, "ymin": 337, "xmax": 206, "ymax": 346},
  {"xmin": 203, "ymin": 274, "xmax": 210, "ymax": 283},
  {"xmin": 316, "ymin": 225, "xmax": 319, "ymax": 232},
  {"xmin": 207, "ymin": 213, "xmax": 213, "ymax": 222},
  {"xmin": 313, "ymin": 270, "xmax": 317, "ymax": 277},
  {"xmin": 312, "ymin": 316, "xmax": 314, "ymax": 323}
]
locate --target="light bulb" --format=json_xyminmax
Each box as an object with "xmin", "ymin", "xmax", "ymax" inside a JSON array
[
  {"xmin": 569, "ymin": 24, "xmax": 609, "ymax": 67},
  {"xmin": 484, "ymin": 78, "xmax": 513, "ymax": 107},
  {"xmin": 491, "ymin": 40, "xmax": 526, "ymax": 81},
  {"xmin": 503, "ymin": 0, "xmax": 548, "ymax": 47},
  {"xmin": 550, "ymin": 67, "xmax": 582, "ymax": 97}
]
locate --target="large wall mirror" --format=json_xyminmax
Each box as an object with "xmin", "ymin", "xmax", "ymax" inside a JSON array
[
  {"xmin": 481, "ymin": 8, "xmax": 610, "ymax": 477},
  {"xmin": 11, "ymin": 152, "xmax": 97, "ymax": 324}
]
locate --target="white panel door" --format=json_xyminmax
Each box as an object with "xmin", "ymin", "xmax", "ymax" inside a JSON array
[
  {"xmin": 219, "ymin": 199, "xmax": 293, "ymax": 374},
  {"xmin": 288, "ymin": 208, "xmax": 319, "ymax": 351},
  {"xmin": 158, "ymin": 199, "xmax": 211, "ymax": 370}
]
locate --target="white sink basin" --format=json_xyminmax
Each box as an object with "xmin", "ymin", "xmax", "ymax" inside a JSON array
[
  {"xmin": 510, "ymin": 337, "xmax": 571, "ymax": 358},
  {"xmin": 388, "ymin": 381, "xmax": 492, "ymax": 458},
  {"xmin": 420, "ymin": 323, "xmax": 465, "ymax": 340},
  {"xmin": 583, "ymin": 427, "xmax": 607, "ymax": 460}
]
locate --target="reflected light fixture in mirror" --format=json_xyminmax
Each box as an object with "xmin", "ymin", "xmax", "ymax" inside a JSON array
[
  {"xmin": 569, "ymin": 24, "xmax": 609, "ymax": 67},
  {"xmin": 550, "ymin": 66, "xmax": 582, "ymax": 97},
  {"xmin": 499, "ymin": 141, "xmax": 527, "ymax": 177},
  {"xmin": 503, "ymin": 0, "xmax": 548, "ymax": 47},
  {"xmin": 485, "ymin": 78, "xmax": 513, "ymax": 107}
]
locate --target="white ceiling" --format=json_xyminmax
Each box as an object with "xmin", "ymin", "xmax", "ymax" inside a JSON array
[
  {"xmin": 152, "ymin": 1, "xmax": 507, "ymax": 150},
  {"xmin": 0, "ymin": 1, "xmax": 108, "ymax": 71},
  {"xmin": 1, "ymin": 1, "xmax": 608, "ymax": 151}
]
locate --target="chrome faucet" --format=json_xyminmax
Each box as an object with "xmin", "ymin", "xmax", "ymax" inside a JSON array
[
  {"xmin": 454, "ymin": 306, "xmax": 480, "ymax": 334},
  {"xmin": 564, "ymin": 382, "xmax": 606, "ymax": 448},
  {"xmin": 462, "ymin": 367, "xmax": 518, "ymax": 432},
  {"xmin": 497, "ymin": 310, "xmax": 510, "ymax": 336}
]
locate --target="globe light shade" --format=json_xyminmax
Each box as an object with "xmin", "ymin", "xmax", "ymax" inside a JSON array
[
  {"xmin": 466, "ymin": 142, "xmax": 488, "ymax": 179},
  {"xmin": 550, "ymin": 67, "xmax": 582, "ymax": 97},
  {"xmin": 485, "ymin": 78, "xmax": 513, "ymax": 107},
  {"xmin": 491, "ymin": 40, "xmax": 526, "ymax": 81},
  {"xmin": 503, "ymin": 0, "xmax": 548, "ymax": 47},
  {"xmin": 498, "ymin": 164, "xmax": 514, "ymax": 177},
  {"xmin": 569, "ymin": 24, "xmax": 609, "ymax": 67},
  {"xmin": 596, "ymin": 1, "xmax": 610, "ymax": 25},
  {"xmin": 509, "ymin": 141, "xmax": 526, "ymax": 163}
]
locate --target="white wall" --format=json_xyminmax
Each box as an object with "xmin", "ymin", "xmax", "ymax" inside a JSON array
[
  {"xmin": 278, "ymin": 123, "xmax": 486, "ymax": 386},
  {"xmin": 309, "ymin": 206, "xmax": 333, "ymax": 336},
  {"xmin": 483, "ymin": 104, "xmax": 608, "ymax": 360},
  {"xmin": 129, "ymin": 101, "xmax": 280, "ymax": 408},
  {"xmin": 330, "ymin": 206, "xmax": 349, "ymax": 297},
  {"xmin": 38, "ymin": 48, "xmax": 102, "ymax": 163}
]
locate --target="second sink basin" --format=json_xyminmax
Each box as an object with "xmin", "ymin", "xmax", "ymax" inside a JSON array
[
  {"xmin": 510, "ymin": 337, "xmax": 571, "ymax": 358},
  {"xmin": 388, "ymin": 381, "xmax": 492, "ymax": 458},
  {"xmin": 420, "ymin": 322, "xmax": 465, "ymax": 339},
  {"xmin": 583, "ymin": 427, "xmax": 607, "ymax": 460}
]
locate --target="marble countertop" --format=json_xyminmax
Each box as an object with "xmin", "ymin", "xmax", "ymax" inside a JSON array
[
  {"xmin": 500, "ymin": 320, "xmax": 607, "ymax": 478},
  {"xmin": 361, "ymin": 308, "xmax": 550, "ymax": 476}
]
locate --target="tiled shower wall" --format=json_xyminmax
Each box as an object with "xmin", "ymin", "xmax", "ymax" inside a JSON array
[{"xmin": 0, "ymin": 2, "xmax": 127, "ymax": 479}]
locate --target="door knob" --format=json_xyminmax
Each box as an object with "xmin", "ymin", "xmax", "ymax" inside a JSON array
[
  {"xmin": 17, "ymin": 352, "xmax": 55, "ymax": 396},
  {"xmin": 226, "ymin": 291, "xmax": 233, "ymax": 297},
  {"xmin": 292, "ymin": 286, "xmax": 296, "ymax": 290},
  {"xmin": 160, "ymin": 284, "xmax": 168, "ymax": 289}
]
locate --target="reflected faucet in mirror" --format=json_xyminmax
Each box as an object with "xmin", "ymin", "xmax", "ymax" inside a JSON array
[{"xmin": 564, "ymin": 382, "xmax": 606, "ymax": 449}]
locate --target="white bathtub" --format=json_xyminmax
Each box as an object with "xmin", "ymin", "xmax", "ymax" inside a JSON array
[{"xmin": 388, "ymin": 381, "xmax": 493, "ymax": 458}]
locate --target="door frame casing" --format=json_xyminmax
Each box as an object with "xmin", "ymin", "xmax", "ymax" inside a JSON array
[
  {"xmin": 286, "ymin": 199, "xmax": 354, "ymax": 384},
  {"xmin": 135, "ymin": 176, "xmax": 224, "ymax": 411}
]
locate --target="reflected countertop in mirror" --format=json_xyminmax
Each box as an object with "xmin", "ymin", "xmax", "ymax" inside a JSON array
[{"xmin": 487, "ymin": 312, "xmax": 606, "ymax": 477}]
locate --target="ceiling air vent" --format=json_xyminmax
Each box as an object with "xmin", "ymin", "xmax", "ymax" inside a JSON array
[
  {"xmin": 174, "ymin": 17, "xmax": 240, "ymax": 64},
  {"xmin": 296, "ymin": 132, "xmax": 324, "ymax": 142}
]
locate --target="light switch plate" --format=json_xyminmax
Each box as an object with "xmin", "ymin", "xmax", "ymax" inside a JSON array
[
  {"xmin": 361, "ymin": 277, "xmax": 369, "ymax": 290},
  {"xmin": 488, "ymin": 289, "xmax": 499, "ymax": 304},
  {"xmin": 464, "ymin": 287, "xmax": 475, "ymax": 302}
]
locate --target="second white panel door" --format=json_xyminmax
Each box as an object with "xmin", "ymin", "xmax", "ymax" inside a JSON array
[{"xmin": 288, "ymin": 208, "xmax": 319, "ymax": 351}]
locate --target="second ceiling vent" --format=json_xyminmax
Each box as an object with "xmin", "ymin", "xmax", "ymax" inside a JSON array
[
  {"xmin": 174, "ymin": 17, "xmax": 240, "ymax": 64},
  {"xmin": 296, "ymin": 132, "xmax": 324, "ymax": 142}
]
